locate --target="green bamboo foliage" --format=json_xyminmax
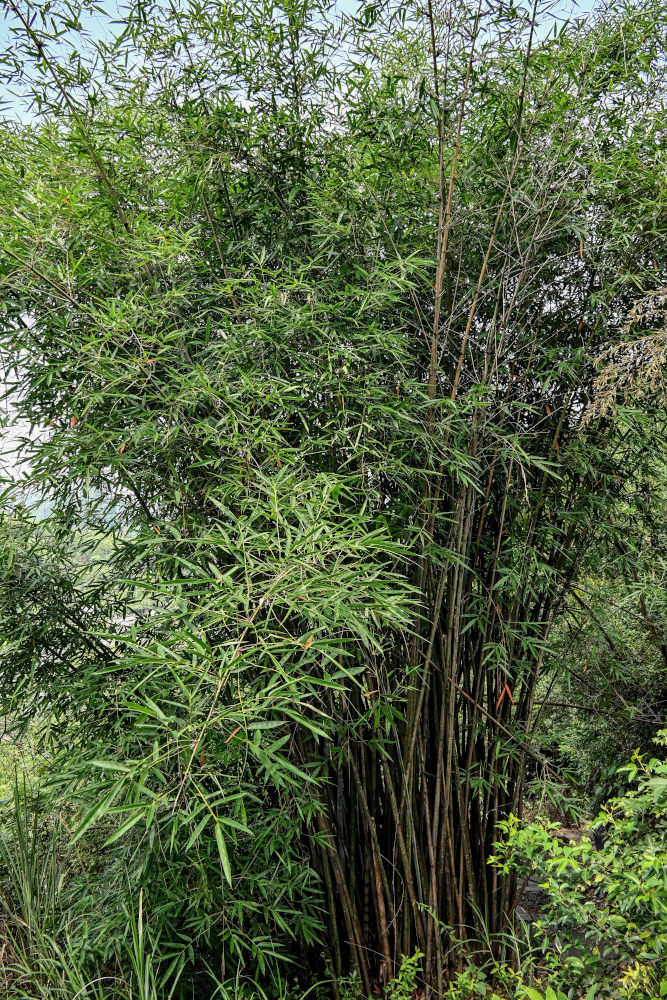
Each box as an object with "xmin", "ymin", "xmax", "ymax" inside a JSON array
[{"xmin": 1, "ymin": 0, "xmax": 667, "ymax": 995}]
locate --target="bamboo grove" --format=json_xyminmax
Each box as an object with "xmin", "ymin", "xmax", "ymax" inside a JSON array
[{"xmin": 1, "ymin": 0, "xmax": 667, "ymax": 996}]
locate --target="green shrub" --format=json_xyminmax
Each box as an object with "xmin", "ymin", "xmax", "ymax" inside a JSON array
[{"xmin": 493, "ymin": 731, "xmax": 667, "ymax": 999}]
